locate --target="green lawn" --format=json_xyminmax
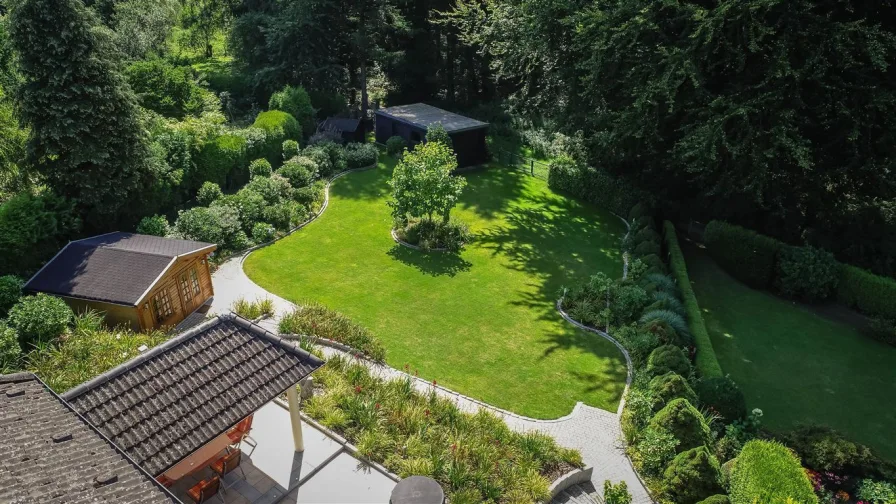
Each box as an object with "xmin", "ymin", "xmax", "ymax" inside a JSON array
[
  {"xmin": 684, "ymin": 243, "xmax": 896, "ymax": 460},
  {"xmin": 244, "ymin": 157, "xmax": 629, "ymax": 418}
]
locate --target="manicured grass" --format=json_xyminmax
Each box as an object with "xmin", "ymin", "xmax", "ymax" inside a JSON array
[
  {"xmin": 684, "ymin": 243, "xmax": 896, "ymax": 460},
  {"xmin": 244, "ymin": 157, "xmax": 629, "ymax": 418}
]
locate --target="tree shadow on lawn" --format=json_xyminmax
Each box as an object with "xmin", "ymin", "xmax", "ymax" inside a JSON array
[
  {"xmin": 458, "ymin": 166, "xmax": 531, "ymax": 221},
  {"xmin": 386, "ymin": 244, "xmax": 472, "ymax": 277},
  {"xmin": 541, "ymin": 327, "xmax": 629, "ymax": 396}
]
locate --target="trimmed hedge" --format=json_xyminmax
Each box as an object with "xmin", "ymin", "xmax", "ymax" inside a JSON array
[
  {"xmin": 252, "ymin": 110, "xmax": 301, "ymax": 167},
  {"xmin": 729, "ymin": 440, "xmax": 818, "ymax": 504},
  {"xmin": 547, "ymin": 156, "xmax": 651, "ymax": 216},
  {"xmin": 703, "ymin": 220, "xmax": 783, "ymax": 288},
  {"xmin": 837, "ymin": 264, "xmax": 896, "ymax": 319},
  {"xmin": 664, "ymin": 221, "xmax": 723, "ymax": 377}
]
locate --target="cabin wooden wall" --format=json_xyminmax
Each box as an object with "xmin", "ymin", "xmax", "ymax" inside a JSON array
[
  {"xmin": 62, "ymin": 297, "xmax": 143, "ymax": 332},
  {"xmin": 136, "ymin": 253, "xmax": 215, "ymax": 331}
]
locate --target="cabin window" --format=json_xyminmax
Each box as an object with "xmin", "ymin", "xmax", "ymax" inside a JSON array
[
  {"xmin": 190, "ymin": 268, "xmax": 201, "ymax": 296},
  {"xmin": 180, "ymin": 274, "xmax": 193, "ymax": 302},
  {"xmin": 152, "ymin": 290, "xmax": 173, "ymax": 323}
]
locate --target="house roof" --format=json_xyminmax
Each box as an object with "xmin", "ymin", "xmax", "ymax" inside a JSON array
[
  {"xmin": 0, "ymin": 372, "xmax": 179, "ymax": 504},
  {"xmin": 62, "ymin": 313, "xmax": 325, "ymax": 476},
  {"xmin": 24, "ymin": 232, "xmax": 216, "ymax": 306},
  {"xmin": 376, "ymin": 103, "xmax": 489, "ymax": 133},
  {"xmin": 321, "ymin": 117, "xmax": 361, "ymax": 133}
]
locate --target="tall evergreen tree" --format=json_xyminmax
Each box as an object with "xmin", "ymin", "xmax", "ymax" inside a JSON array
[{"xmin": 9, "ymin": 0, "xmax": 153, "ymax": 225}]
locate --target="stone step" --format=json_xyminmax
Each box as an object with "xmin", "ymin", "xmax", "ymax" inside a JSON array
[{"xmin": 551, "ymin": 483, "xmax": 603, "ymax": 504}]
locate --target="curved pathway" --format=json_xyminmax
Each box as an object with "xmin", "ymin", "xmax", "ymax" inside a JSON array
[{"xmin": 208, "ymin": 167, "xmax": 653, "ymax": 504}]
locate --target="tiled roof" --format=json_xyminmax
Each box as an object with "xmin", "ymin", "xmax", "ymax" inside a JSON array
[
  {"xmin": 0, "ymin": 373, "xmax": 179, "ymax": 504},
  {"xmin": 24, "ymin": 232, "xmax": 215, "ymax": 305},
  {"xmin": 62, "ymin": 314, "xmax": 325, "ymax": 476},
  {"xmin": 377, "ymin": 103, "xmax": 489, "ymax": 133}
]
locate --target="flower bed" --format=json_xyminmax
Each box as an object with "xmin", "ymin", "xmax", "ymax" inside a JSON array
[{"xmin": 303, "ymin": 353, "xmax": 583, "ymax": 503}]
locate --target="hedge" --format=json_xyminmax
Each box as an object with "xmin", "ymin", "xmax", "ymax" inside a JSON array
[
  {"xmin": 729, "ymin": 440, "xmax": 818, "ymax": 504},
  {"xmin": 703, "ymin": 220, "xmax": 783, "ymax": 288},
  {"xmin": 664, "ymin": 221, "xmax": 723, "ymax": 377},
  {"xmin": 252, "ymin": 110, "xmax": 301, "ymax": 167},
  {"xmin": 836, "ymin": 264, "xmax": 896, "ymax": 319},
  {"xmin": 192, "ymin": 134, "xmax": 247, "ymax": 191},
  {"xmin": 547, "ymin": 156, "xmax": 651, "ymax": 216}
]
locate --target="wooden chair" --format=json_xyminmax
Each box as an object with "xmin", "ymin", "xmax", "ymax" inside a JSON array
[
  {"xmin": 186, "ymin": 475, "xmax": 222, "ymax": 504},
  {"xmin": 211, "ymin": 448, "xmax": 246, "ymax": 492}
]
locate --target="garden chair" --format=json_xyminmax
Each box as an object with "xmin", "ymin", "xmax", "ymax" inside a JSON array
[
  {"xmin": 227, "ymin": 415, "xmax": 257, "ymax": 456},
  {"xmin": 186, "ymin": 475, "xmax": 222, "ymax": 504},
  {"xmin": 211, "ymin": 448, "xmax": 246, "ymax": 492}
]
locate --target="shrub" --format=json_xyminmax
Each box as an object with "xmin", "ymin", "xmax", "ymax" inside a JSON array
[
  {"xmin": 313, "ymin": 141, "xmax": 348, "ymax": 176},
  {"xmin": 783, "ymin": 425, "xmax": 881, "ymax": 475},
  {"xmin": 246, "ymin": 174, "xmax": 292, "ymax": 205},
  {"xmin": 294, "ymin": 181, "xmax": 326, "ymax": 212},
  {"xmin": 633, "ymin": 425, "xmax": 680, "ymax": 476},
  {"xmin": 703, "ymin": 221, "xmax": 784, "ymax": 288},
  {"xmin": 268, "ymin": 85, "xmax": 313, "ymax": 132},
  {"xmin": 282, "ymin": 139, "xmax": 300, "ymax": 160},
  {"xmin": 174, "ymin": 205, "xmax": 242, "ymax": 249},
  {"xmin": 865, "ymin": 316, "xmax": 896, "ymax": 346},
  {"xmin": 647, "ymin": 345, "xmax": 691, "ymax": 377},
  {"xmin": 728, "ymin": 440, "xmax": 817, "ymax": 504},
  {"xmin": 344, "ymin": 142, "xmax": 378, "ymax": 168},
  {"xmin": 604, "ymin": 481, "xmax": 632, "ymax": 504},
  {"xmin": 640, "ymin": 309, "xmax": 692, "ymax": 345},
  {"xmin": 279, "ymin": 303, "xmax": 386, "ymax": 361},
  {"xmin": 633, "ymin": 215, "xmax": 657, "ymax": 233},
  {"xmin": 615, "ymin": 325, "xmax": 661, "ymax": 366},
  {"xmin": 263, "ymin": 202, "xmax": 300, "ymax": 231},
  {"xmin": 0, "ymin": 275, "xmax": 24, "ymax": 317},
  {"xmin": 0, "ymin": 192, "xmax": 78, "ymax": 277},
  {"xmin": 395, "ymin": 218, "xmax": 471, "ymax": 253},
  {"xmin": 124, "ymin": 59, "xmax": 205, "ymax": 118},
  {"xmin": 629, "ymin": 203, "xmax": 650, "ymax": 221},
  {"xmin": 214, "ymin": 189, "xmax": 266, "ymax": 233},
  {"xmin": 303, "ymin": 145, "xmax": 334, "ymax": 176},
  {"xmin": 634, "ymin": 227, "xmax": 662, "ymax": 248},
  {"xmin": 425, "ymin": 122, "xmax": 453, "ymax": 148},
  {"xmin": 633, "ymin": 240, "xmax": 661, "ymax": 258},
  {"xmin": 649, "ymin": 398, "xmax": 713, "ymax": 453},
  {"xmin": 277, "ymin": 156, "xmax": 317, "ymax": 188},
  {"xmin": 836, "ymin": 264, "xmax": 896, "ymax": 319},
  {"xmin": 547, "ymin": 155, "xmax": 652, "ymax": 216},
  {"xmin": 665, "ymin": 222, "xmax": 723, "ymax": 377},
  {"xmin": 231, "ymin": 297, "xmax": 275, "ymax": 320},
  {"xmin": 662, "ymin": 446, "xmax": 723, "ymax": 504},
  {"xmin": 249, "ymin": 158, "xmax": 273, "ymax": 178},
  {"xmin": 197, "ymin": 181, "xmax": 224, "ymax": 206},
  {"xmin": 0, "ymin": 322, "xmax": 22, "ymax": 372},
  {"xmin": 192, "ymin": 134, "xmax": 248, "ymax": 190},
  {"xmin": 386, "ymin": 135, "xmax": 406, "ymax": 156},
  {"xmin": 697, "ymin": 496, "xmax": 730, "ymax": 504},
  {"xmin": 695, "ymin": 376, "xmax": 747, "ymax": 424},
  {"xmin": 136, "ymin": 214, "xmax": 170, "ymax": 237},
  {"xmin": 647, "ymin": 291, "xmax": 686, "ymax": 318},
  {"xmin": 7, "ymin": 294, "xmax": 73, "ymax": 348},
  {"xmin": 251, "ymin": 222, "xmax": 276, "ymax": 244},
  {"xmin": 252, "ymin": 110, "xmax": 301, "ymax": 166},
  {"xmin": 649, "ymin": 372, "xmax": 698, "ymax": 412},
  {"xmin": 643, "ymin": 273, "xmax": 681, "ymax": 299},
  {"xmin": 857, "ymin": 479, "xmax": 896, "ymax": 504},
  {"xmin": 774, "ymin": 245, "xmax": 840, "ymax": 301},
  {"xmin": 640, "ymin": 253, "xmax": 668, "ymax": 274}
]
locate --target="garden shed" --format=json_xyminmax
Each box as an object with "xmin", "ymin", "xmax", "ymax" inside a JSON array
[
  {"xmin": 319, "ymin": 117, "xmax": 365, "ymax": 143},
  {"xmin": 375, "ymin": 103, "xmax": 489, "ymax": 167},
  {"xmin": 23, "ymin": 232, "xmax": 216, "ymax": 331}
]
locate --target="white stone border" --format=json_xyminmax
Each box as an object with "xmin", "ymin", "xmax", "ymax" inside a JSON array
[{"xmin": 549, "ymin": 466, "xmax": 595, "ymax": 499}]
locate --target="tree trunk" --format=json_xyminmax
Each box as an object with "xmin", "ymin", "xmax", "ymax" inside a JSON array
[{"xmin": 360, "ymin": 62, "xmax": 369, "ymax": 119}]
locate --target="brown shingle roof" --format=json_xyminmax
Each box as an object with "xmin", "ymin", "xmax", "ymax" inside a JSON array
[
  {"xmin": 24, "ymin": 232, "xmax": 215, "ymax": 305},
  {"xmin": 377, "ymin": 103, "xmax": 489, "ymax": 133},
  {"xmin": 62, "ymin": 314, "xmax": 324, "ymax": 476},
  {"xmin": 0, "ymin": 373, "xmax": 179, "ymax": 504}
]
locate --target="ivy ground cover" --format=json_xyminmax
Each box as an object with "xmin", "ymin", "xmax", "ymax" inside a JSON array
[
  {"xmin": 244, "ymin": 158, "xmax": 629, "ymax": 418},
  {"xmin": 684, "ymin": 243, "xmax": 896, "ymax": 460}
]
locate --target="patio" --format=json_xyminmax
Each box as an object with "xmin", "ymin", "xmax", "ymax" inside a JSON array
[{"xmin": 169, "ymin": 401, "xmax": 397, "ymax": 504}]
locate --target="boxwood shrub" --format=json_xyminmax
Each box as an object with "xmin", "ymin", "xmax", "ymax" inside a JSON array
[
  {"xmin": 665, "ymin": 221, "xmax": 723, "ymax": 377},
  {"xmin": 386, "ymin": 135, "xmax": 406, "ymax": 156},
  {"xmin": 344, "ymin": 142, "xmax": 378, "ymax": 169},
  {"xmin": 647, "ymin": 344, "xmax": 691, "ymax": 377},
  {"xmin": 729, "ymin": 440, "xmax": 817, "ymax": 504},
  {"xmin": 774, "ymin": 245, "xmax": 840, "ymax": 302},
  {"xmin": 703, "ymin": 220, "xmax": 783, "ymax": 288},
  {"xmin": 649, "ymin": 398, "xmax": 713, "ymax": 453},
  {"xmin": 7, "ymin": 294, "xmax": 74, "ymax": 348},
  {"xmin": 836, "ymin": 264, "xmax": 896, "ymax": 319},
  {"xmin": 252, "ymin": 110, "xmax": 301, "ymax": 167},
  {"xmin": 662, "ymin": 446, "xmax": 723, "ymax": 504},
  {"xmin": 649, "ymin": 372, "xmax": 698, "ymax": 412}
]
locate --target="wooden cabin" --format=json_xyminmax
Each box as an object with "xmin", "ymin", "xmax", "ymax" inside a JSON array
[{"xmin": 24, "ymin": 232, "xmax": 216, "ymax": 331}]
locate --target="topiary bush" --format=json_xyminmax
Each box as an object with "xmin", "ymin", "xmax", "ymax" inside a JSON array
[
  {"xmin": 197, "ymin": 181, "xmax": 224, "ymax": 206},
  {"xmin": 662, "ymin": 446, "xmax": 723, "ymax": 504},
  {"xmin": 703, "ymin": 220, "xmax": 784, "ymax": 289},
  {"xmin": 647, "ymin": 344, "xmax": 691, "ymax": 377},
  {"xmin": 268, "ymin": 85, "xmax": 314, "ymax": 132},
  {"xmin": 277, "ymin": 158, "xmax": 315, "ymax": 189},
  {"xmin": 649, "ymin": 372, "xmax": 698, "ymax": 412},
  {"xmin": 282, "ymin": 139, "xmax": 300, "ymax": 160},
  {"xmin": 252, "ymin": 110, "xmax": 301, "ymax": 167},
  {"xmin": 629, "ymin": 202, "xmax": 650, "ymax": 221},
  {"xmin": 640, "ymin": 253, "xmax": 668, "ymax": 274},
  {"xmin": 7, "ymin": 294, "xmax": 73, "ymax": 348},
  {"xmin": 0, "ymin": 322, "xmax": 21, "ymax": 372},
  {"xmin": 634, "ymin": 227, "xmax": 661, "ymax": 247},
  {"xmin": 649, "ymin": 398, "xmax": 713, "ymax": 453},
  {"xmin": 634, "ymin": 240, "xmax": 661, "ymax": 258},
  {"xmin": 136, "ymin": 214, "xmax": 170, "ymax": 237},
  {"xmin": 386, "ymin": 135, "xmax": 406, "ymax": 156},
  {"xmin": 695, "ymin": 376, "xmax": 747, "ymax": 424},
  {"xmin": 729, "ymin": 440, "xmax": 817, "ymax": 504},
  {"xmin": 774, "ymin": 245, "xmax": 840, "ymax": 302},
  {"xmin": 0, "ymin": 275, "xmax": 24, "ymax": 317},
  {"xmin": 249, "ymin": 158, "xmax": 273, "ymax": 178},
  {"xmin": 344, "ymin": 142, "xmax": 378, "ymax": 168}
]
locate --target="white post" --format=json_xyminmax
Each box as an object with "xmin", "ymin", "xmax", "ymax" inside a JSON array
[{"xmin": 286, "ymin": 385, "xmax": 304, "ymax": 452}]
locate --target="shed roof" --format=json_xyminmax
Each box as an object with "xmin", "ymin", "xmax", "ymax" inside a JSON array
[
  {"xmin": 24, "ymin": 232, "xmax": 215, "ymax": 306},
  {"xmin": 321, "ymin": 117, "xmax": 361, "ymax": 133},
  {"xmin": 62, "ymin": 313, "xmax": 325, "ymax": 476},
  {"xmin": 376, "ymin": 103, "xmax": 488, "ymax": 133},
  {"xmin": 0, "ymin": 372, "xmax": 179, "ymax": 504}
]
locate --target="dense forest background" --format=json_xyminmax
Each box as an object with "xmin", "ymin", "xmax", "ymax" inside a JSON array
[{"xmin": 0, "ymin": 0, "xmax": 894, "ymax": 277}]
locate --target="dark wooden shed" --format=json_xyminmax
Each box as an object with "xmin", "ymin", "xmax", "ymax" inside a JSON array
[
  {"xmin": 319, "ymin": 117, "xmax": 365, "ymax": 144},
  {"xmin": 375, "ymin": 103, "xmax": 489, "ymax": 168}
]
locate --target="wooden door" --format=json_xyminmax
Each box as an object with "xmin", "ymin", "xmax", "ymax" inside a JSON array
[{"xmin": 178, "ymin": 270, "xmax": 195, "ymax": 314}]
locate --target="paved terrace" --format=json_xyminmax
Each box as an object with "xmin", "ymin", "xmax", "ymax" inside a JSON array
[{"xmin": 170, "ymin": 401, "xmax": 396, "ymax": 504}]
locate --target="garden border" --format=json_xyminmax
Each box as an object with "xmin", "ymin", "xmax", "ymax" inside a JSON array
[{"xmin": 389, "ymin": 228, "xmax": 452, "ymax": 253}]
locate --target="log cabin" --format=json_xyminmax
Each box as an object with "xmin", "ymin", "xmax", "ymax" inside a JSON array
[{"xmin": 24, "ymin": 232, "xmax": 216, "ymax": 331}]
